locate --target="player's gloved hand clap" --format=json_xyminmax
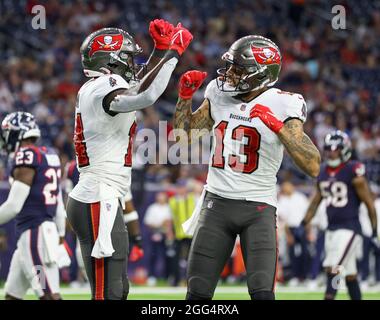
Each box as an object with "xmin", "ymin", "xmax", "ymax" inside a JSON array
[
  {"xmin": 250, "ymin": 103, "xmax": 284, "ymax": 134},
  {"xmin": 178, "ymin": 70, "xmax": 208, "ymax": 99},
  {"xmin": 169, "ymin": 23, "xmax": 193, "ymax": 56},
  {"xmin": 129, "ymin": 235, "xmax": 144, "ymax": 262},
  {"xmin": 149, "ymin": 19, "xmax": 174, "ymax": 50}
]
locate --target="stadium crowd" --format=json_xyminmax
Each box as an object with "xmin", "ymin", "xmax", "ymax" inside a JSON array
[{"xmin": 1, "ymin": 0, "xmax": 380, "ymax": 289}]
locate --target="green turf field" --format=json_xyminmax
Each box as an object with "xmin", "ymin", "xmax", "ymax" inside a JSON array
[
  {"xmin": 1, "ymin": 286, "xmax": 380, "ymax": 300},
  {"xmin": 54, "ymin": 292, "xmax": 380, "ymax": 300}
]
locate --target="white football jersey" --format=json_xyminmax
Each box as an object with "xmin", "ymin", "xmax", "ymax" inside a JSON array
[
  {"xmin": 69, "ymin": 74, "xmax": 136, "ymax": 203},
  {"xmin": 205, "ymin": 79, "xmax": 307, "ymax": 207}
]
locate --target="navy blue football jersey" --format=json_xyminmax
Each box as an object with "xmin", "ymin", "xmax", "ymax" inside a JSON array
[
  {"xmin": 11, "ymin": 145, "xmax": 61, "ymax": 236},
  {"xmin": 317, "ymin": 160, "xmax": 365, "ymax": 233}
]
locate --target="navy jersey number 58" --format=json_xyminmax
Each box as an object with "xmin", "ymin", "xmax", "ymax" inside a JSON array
[{"xmin": 319, "ymin": 181, "xmax": 348, "ymax": 207}]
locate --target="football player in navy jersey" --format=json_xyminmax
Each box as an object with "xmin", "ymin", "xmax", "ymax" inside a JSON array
[
  {"xmin": 302, "ymin": 130, "xmax": 378, "ymax": 300},
  {"xmin": 0, "ymin": 112, "xmax": 66, "ymax": 300}
]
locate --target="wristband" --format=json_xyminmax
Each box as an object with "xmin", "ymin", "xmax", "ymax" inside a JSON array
[{"xmin": 124, "ymin": 210, "xmax": 139, "ymax": 224}]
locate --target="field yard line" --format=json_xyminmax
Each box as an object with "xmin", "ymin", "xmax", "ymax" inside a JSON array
[
  {"xmin": 1, "ymin": 285, "xmax": 379, "ymax": 297},
  {"xmin": 0, "ymin": 285, "xmax": 358, "ymax": 296}
]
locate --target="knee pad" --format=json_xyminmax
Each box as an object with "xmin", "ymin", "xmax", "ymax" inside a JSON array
[
  {"xmin": 187, "ymin": 276, "xmax": 213, "ymax": 300},
  {"xmin": 250, "ymin": 291, "xmax": 275, "ymax": 300}
]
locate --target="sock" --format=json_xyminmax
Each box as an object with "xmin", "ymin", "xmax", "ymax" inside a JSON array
[
  {"xmin": 325, "ymin": 273, "xmax": 338, "ymax": 300},
  {"xmin": 346, "ymin": 278, "xmax": 361, "ymax": 300}
]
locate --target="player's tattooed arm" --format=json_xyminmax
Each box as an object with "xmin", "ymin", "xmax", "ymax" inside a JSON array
[
  {"xmin": 277, "ymin": 119, "xmax": 321, "ymax": 178},
  {"xmin": 173, "ymin": 98, "xmax": 214, "ymax": 143},
  {"xmin": 301, "ymin": 186, "xmax": 322, "ymax": 226},
  {"xmin": 353, "ymin": 176, "xmax": 378, "ymax": 233}
]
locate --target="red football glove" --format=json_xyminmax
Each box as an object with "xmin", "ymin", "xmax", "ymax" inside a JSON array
[
  {"xmin": 149, "ymin": 19, "xmax": 174, "ymax": 50},
  {"xmin": 178, "ymin": 70, "xmax": 208, "ymax": 99},
  {"xmin": 169, "ymin": 23, "xmax": 193, "ymax": 56},
  {"xmin": 129, "ymin": 245, "xmax": 144, "ymax": 262},
  {"xmin": 250, "ymin": 104, "xmax": 284, "ymax": 133}
]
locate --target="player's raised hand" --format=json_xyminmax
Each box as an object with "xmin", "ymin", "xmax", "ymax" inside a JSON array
[
  {"xmin": 250, "ymin": 103, "xmax": 284, "ymax": 133},
  {"xmin": 178, "ymin": 70, "xmax": 208, "ymax": 100},
  {"xmin": 169, "ymin": 23, "xmax": 193, "ymax": 56},
  {"xmin": 149, "ymin": 19, "xmax": 174, "ymax": 50}
]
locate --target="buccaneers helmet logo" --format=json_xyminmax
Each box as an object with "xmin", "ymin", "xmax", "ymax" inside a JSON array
[
  {"xmin": 89, "ymin": 34, "xmax": 123, "ymax": 57},
  {"xmin": 251, "ymin": 45, "xmax": 281, "ymax": 65}
]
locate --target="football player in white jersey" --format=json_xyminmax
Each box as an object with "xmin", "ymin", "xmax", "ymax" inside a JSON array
[
  {"xmin": 66, "ymin": 19, "xmax": 193, "ymax": 300},
  {"xmin": 173, "ymin": 35, "xmax": 321, "ymax": 300}
]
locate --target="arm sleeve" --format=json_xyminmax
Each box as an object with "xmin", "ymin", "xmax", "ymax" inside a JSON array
[
  {"xmin": 55, "ymin": 189, "xmax": 66, "ymax": 237},
  {"xmin": 0, "ymin": 181, "xmax": 31, "ymax": 225},
  {"xmin": 109, "ymin": 57, "xmax": 178, "ymax": 113}
]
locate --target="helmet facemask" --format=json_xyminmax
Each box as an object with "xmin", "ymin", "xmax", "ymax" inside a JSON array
[
  {"xmin": 108, "ymin": 50, "xmax": 145, "ymax": 83},
  {"xmin": 216, "ymin": 59, "xmax": 270, "ymax": 95},
  {"xmin": 216, "ymin": 35, "xmax": 282, "ymax": 96}
]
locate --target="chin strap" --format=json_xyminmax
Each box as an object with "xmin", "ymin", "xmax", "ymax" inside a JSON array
[{"xmin": 327, "ymin": 158, "xmax": 342, "ymax": 168}]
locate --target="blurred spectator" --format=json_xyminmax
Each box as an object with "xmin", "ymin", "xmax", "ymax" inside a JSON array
[
  {"xmin": 167, "ymin": 180, "xmax": 195, "ymax": 286},
  {"xmin": 277, "ymin": 181, "xmax": 311, "ymax": 285},
  {"xmin": 307, "ymin": 201, "xmax": 327, "ymax": 290},
  {"xmin": 359, "ymin": 188, "xmax": 380, "ymax": 289},
  {"xmin": 143, "ymin": 191, "xmax": 172, "ymax": 286}
]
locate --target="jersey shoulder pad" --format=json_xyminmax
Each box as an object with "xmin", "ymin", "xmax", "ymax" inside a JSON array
[
  {"xmin": 43, "ymin": 147, "xmax": 61, "ymax": 168},
  {"xmin": 13, "ymin": 146, "xmax": 43, "ymax": 169},
  {"xmin": 350, "ymin": 161, "xmax": 366, "ymax": 177},
  {"xmin": 92, "ymin": 74, "xmax": 130, "ymax": 99},
  {"xmin": 274, "ymin": 89, "xmax": 307, "ymax": 123},
  {"xmin": 204, "ymin": 79, "xmax": 218, "ymax": 100}
]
